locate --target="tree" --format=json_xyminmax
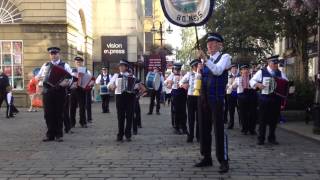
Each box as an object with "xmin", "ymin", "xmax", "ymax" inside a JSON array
[
  {"xmin": 205, "ymin": 0, "xmax": 281, "ymax": 64},
  {"xmin": 176, "ymin": 27, "xmax": 198, "ymax": 67}
]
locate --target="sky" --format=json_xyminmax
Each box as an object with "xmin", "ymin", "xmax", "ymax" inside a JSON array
[{"xmin": 165, "ymin": 21, "xmax": 207, "ymax": 50}]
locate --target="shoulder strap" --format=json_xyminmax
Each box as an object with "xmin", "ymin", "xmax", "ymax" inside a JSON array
[{"xmin": 213, "ymin": 53, "xmax": 225, "ymax": 64}]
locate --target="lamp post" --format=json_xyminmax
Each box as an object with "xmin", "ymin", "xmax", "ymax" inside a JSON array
[{"xmin": 150, "ymin": 21, "xmax": 173, "ymax": 47}]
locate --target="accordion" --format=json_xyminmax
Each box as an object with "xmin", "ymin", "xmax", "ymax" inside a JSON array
[{"xmin": 43, "ymin": 64, "xmax": 72, "ymax": 87}]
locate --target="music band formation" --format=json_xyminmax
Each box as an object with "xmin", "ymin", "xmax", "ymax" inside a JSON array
[{"xmin": 33, "ymin": 32, "xmax": 288, "ymax": 174}]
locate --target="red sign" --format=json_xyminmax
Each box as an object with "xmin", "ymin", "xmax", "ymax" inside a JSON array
[{"xmin": 147, "ymin": 55, "xmax": 162, "ymax": 71}]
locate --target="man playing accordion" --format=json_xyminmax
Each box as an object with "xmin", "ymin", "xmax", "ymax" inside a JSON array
[
  {"xmin": 249, "ymin": 55, "xmax": 288, "ymax": 145},
  {"xmin": 36, "ymin": 47, "xmax": 72, "ymax": 142}
]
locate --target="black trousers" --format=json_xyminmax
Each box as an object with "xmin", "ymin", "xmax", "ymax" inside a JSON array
[
  {"xmin": 238, "ymin": 92, "xmax": 257, "ymax": 133},
  {"xmin": 225, "ymin": 94, "xmax": 241, "ymax": 128},
  {"xmin": 198, "ymin": 95, "xmax": 228, "ymax": 164},
  {"xmin": 149, "ymin": 89, "xmax": 161, "ymax": 113},
  {"xmin": 70, "ymin": 88, "xmax": 87, "ymax": 127},
  {"xmin": 116, "ymin": 93, "xmax": 135, "ymax": 139},
  {"xmin": 187, "ymin": 96, "xmax": 199, "ymax": 140},
  {"xmin": 43, "ymin": 87, "xmax": 65, "ymax": 138},
  {"xmin": 258, "ymin": 95, "xmax": 281, "ymax": 142},
  {"xmin": 0, "ymin": 93, "xmax": 8, "ymax": 117},
  {"xmin": 101, "ymin": 94, "xmax": 110, "ymax": 112},
  {"xmin": 86, "ymin": 90, "xmax": 92, "ymax": 121},
  {"xmin": 172, "ymin": 89, "xmax": 187, "ymax": 131},
  {"xmin": 133, "ymin": 97, "xmax": 141, "ymax": 133},
  {"xmin": 63, "ymin": 92, "xmax": 71, "ymax": 132},
  {"xmin": 165, "ymin": 93, "xmax": 171, "ymax": 105}
]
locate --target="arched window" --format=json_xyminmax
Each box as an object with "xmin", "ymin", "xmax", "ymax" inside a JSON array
[{"xmin": 0, "ymin": 0, "xmax": 22, "ymax": 24}]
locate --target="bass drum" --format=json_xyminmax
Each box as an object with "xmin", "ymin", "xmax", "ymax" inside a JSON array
[{"xmin": 146, "ymin": 72, "xmax": 160, "ymax": 90}]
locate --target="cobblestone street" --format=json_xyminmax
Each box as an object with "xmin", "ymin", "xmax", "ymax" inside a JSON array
[{"xmin": 0, "ymin": 98, "xmax": 320, "ymax": 180}]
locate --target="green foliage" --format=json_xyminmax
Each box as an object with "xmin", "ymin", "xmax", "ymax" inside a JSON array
[
  {"xmin": 176, "ymin": 27, "xmax": 198, "ymax": 67},
  {"xmin": 287, "ymin": 79, "xmax": 316, "ymax": 110}
]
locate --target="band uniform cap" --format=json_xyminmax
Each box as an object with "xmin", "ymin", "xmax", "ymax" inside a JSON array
[
  {"xmin": 101, "ymin": 67, "xmax": 107, "ymax": 70},
  {"xmin": 240, "ymin": 64, "xmax": 249, "ymax": 69},
  {"xmin": 118, "ymin": 59, "xmax": 130, "ymax": 66},
  {"xmin": 173, "ymin": 62, "xmax": 182, "ymax": 69},
  {"xmin": 207, "ymin": 32, "xmax": 224, "ymax": 43},
  {"xmin": 267, "ymin": 55, "xmax": 280, "ymax": 63},
  {"xmin": 74, "ymin": 56, "xmax": 84, "ymax": 62},
  {"xmin": 189, "ymin": 59, "xmax": 201, "ymax": 67},
  {"xmin": 230, "ymin": 64, "xmax": 237, "ymax": 68},
  {"xmin": 47, "ymin": 47, "xmax": 61, "ymax": 53}
]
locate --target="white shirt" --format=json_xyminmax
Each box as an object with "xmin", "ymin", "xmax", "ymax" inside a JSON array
[
  {"xmin": 165, "ymin": 73, "xmax": 181, "ymax": 90},
  {"xmin": 71, "ymin": 67, "xmax": 91, "ymax": 77},
  {"xmin": 249, "ymin": 66, "xmax": 288, "ymax": 88},
  {"xmin": 36, "ymin": 59, "xmax": 72, "ymax": 78},
  {"xmin": 226, "ymin": 73, "xmax": 237, "ymax": 94},
  {"xmin": 205, "ymin": 52, "xmax": 232, "ymax": 76},
  {"xmin": 95, "ymin": 73, "xmax": 112, "ymax": 85},
  {"xmin": 179, "ymin": 71, "xmax": 201, "ymax": 95}
]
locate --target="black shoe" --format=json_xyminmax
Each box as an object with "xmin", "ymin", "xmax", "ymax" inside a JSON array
[
  {"xmin": 133, "ymin": 131, "xmax": 138, "ymax": 135},
  {"xmin": 138, "ymin": 125, "xmax": 142, "ymax": 128},
  {"xmin": 156, "ymin": 112, "xmax": 160, "ymax": 115},
  {"xmin": 194, "ymin": 158, "xmax": 213, "ymax": 167},
  {"xmin": 182, "ymin": 129, "xmax": 189, "ymax": 135},
  {"xmin": 126, "ymin": 137, "xmax": 132, "ymax": 142},
  {"xmin": 250, "ymin": 131, "xmax": 257, "ymax": 135},
  {"xmin": 116, "ymin": 137, "xmax": 123, "ymax": 142},
  {"xmin": 147, "ymin": 112, "xmax": 152, "ymax": 115},
  {"xmin": 227, "ymin": 126, "xmax": 233, "ymax": 129},
  {"xmin": 55, "ymin": 137, "xmax": 63, "ymax": 142},
  {"xmin": 42, "ymin": 138, "xmax": 54, "ymax": 142},
  {"xmin": 257, "ymin": 141, "xmax": 264, "ymax": 145},
  {"xmin": 81, "ymin": 124, "xmax": 88, "ymax": 128},
  {"xmin": 175, "ymin": 129, "xmax": 182, "ymax": 135},
  {"xmin": 219, "ymin": 162, "xmax": 229, "ymax": 173},
  {"xmin": 186, "ymin": 137, "xmax": 193, "ymax": 143},
  {"xmin": 102, "ymin": 111, "xmax": 107, "ymax": 113},
  {"xmin": 269, "ymin": 140, "xmax": 279, "ymax": 145},
  {"xmin": 242, "ymin": 131, "xmax": 248, "ymax": 135},
  {"xmin": 87, "ymin": 120, "xmax": 92, "ymax": 124}
]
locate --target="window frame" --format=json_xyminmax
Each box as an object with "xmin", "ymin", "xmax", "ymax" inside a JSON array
[{"xmin": 0, "ymin": 40, "xmax": 24, "ymax": 91}]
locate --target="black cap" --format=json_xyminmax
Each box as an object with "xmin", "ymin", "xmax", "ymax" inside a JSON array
[
  {"xmin": 47, "ymin": 47, "xmax": 61, "ymax": 53},
  {"xmin": 267, "ymin": 55, "xmax": 280, "ymax": 64},
  {"xmin": 240, "ymin": 64, "xmax": 249, "ymax": 69},
  {"xmin": 207, "ymin": 32, "xmax": 224, "ymax": 43},
  {"xmin": 230, "ymin": 64, "xmax": 237, "ymax": 68},
  {"xmin": 74, "ymin": 56, "xmax": 84, "ymax": 62},
  {"xmin": 118, "ymin": 59, "xmax": 129, "ymax": 66},
  {"xmin": 173, "ymin": 62, "xmax": 182, "ymax": 70},
  {"xmin": 189, "ymin": 59, "xmax": 201, "ymax": 67}
]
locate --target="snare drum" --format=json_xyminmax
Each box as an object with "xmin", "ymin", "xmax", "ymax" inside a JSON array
[{"xmin": 146, "ymin": 72, "xmax": 160, "ymax": 90}]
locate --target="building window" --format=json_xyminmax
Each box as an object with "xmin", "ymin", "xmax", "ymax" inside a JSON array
[
  {"xmin": 145, "ymin": 32, "xmax": 153, "ymax": 52},
  {"xmin": 0, "ymin": 41, "xmax": 24, "ymax": 90},
  {"xmin": 145, "ymin": 0, "xmax": 153, "ymax": 17},
  {"xmin": 0, "ymin": 0, "xmax": 22, "ymax": 24}
]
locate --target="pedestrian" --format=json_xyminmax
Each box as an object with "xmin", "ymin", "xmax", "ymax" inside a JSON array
[
  {"xmin": 108, "ymin": 59, "xmax": 135, "ymax": 142},
  {"xmin": 195, "ymin": 32, "xmax": 231, "ymax": 173},
  {"xmin": 147, "ymin": 67, "xmax": 164, "ymax": 115},
  {"xmin": 225, "ymin": 64, "xmax": 238, "ymax": 129},
  {"xmin": 95, "ymin": 67, "xmax": 112, "ymax": 113},
  {"xmin": 249, "ymin": 55, "xmax": 288, "ymax": 145},
  {"xmin": 165, "ymin": 63, "xmax": 188, "ymax": 135},
  {"xmin": 232, "ymin": 65, "xmax": 257, "ymax": 135},
  {"xmin": 27, "ymin": 72, "xmax": 38, "ymax": 112},
  {"xmin": 0, "ymin": 68, "xmax": 10, "ymax": 116},
  {"xmin": 180, "ymin": 59, "xmax": 201, "ymax": 143},
  {"xmin": 6, "ymin": 86, "xmax": 19, "ymax": 118},
  {"xmin": 36, "ymin": 47, "xmax": 72, "ymax": 142}
]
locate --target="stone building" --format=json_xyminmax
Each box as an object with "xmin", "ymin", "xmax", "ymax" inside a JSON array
[{"xmin": 0, "ymin": 0, "xmax": 93, "ymax": 107}]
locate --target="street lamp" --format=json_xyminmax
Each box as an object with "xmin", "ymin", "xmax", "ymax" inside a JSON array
[{"xmin": 150, "ymin": 21, "xmax": 173, "ymax": 47}]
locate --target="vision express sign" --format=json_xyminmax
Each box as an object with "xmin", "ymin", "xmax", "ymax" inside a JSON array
[{"xmin": 101, "ymin": 36, "xmax": 127, "ymax": 64}]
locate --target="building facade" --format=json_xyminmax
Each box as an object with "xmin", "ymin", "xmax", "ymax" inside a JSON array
[{"xmin": 0, "ymin": 0, "xmax": 93, "ymax": 107}]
